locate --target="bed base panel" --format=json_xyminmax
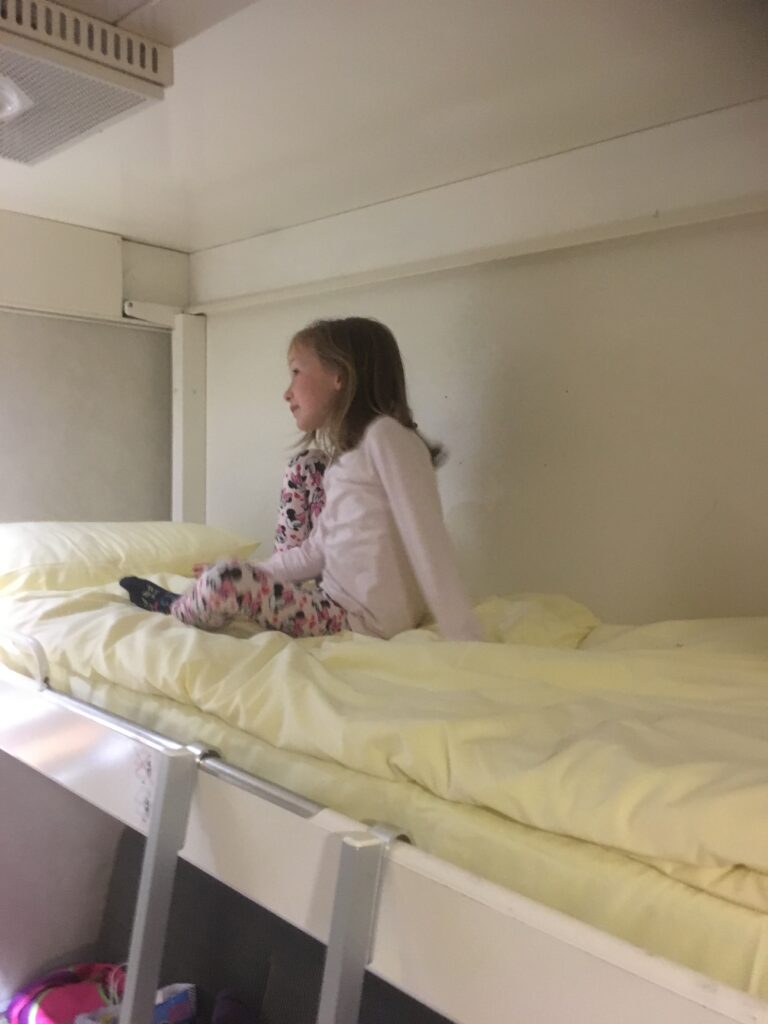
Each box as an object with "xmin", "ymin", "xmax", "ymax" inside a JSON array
[
  {"xmin": 1, "ymin": 663, "xmax": 767, "ymax": 1024},
  {"xmin": 0, "ymin": 664, "xmax": 175, "ymax": 833}
]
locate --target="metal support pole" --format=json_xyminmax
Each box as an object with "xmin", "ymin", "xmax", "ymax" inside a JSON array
[
  {"xmin": 171, "ymin": 312, "xmax": 206, "ymax": 524},
  {"xmin": 119, "ymin": 745, "xmax": 199, "ymax": 1024},
  {"xmin": 316, "ymin": 825, "xmax": 403, "ymax": 1024}
]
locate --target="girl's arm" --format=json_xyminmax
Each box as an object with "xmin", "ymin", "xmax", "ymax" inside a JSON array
[
  {"xmin": 367, "ymin": 418, "xmax": 483, "ymax": 641},
  {"xmin": 256, "ymin": 525, "xmax": 325, "ymax": 583}
]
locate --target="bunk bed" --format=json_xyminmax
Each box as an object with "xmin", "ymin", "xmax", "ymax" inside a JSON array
[{"xmin": 0, "ymin": 519, "xmax": 767, "ymax": 1024}]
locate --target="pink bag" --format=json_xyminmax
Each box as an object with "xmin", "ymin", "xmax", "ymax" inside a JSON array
[{"xmin": 7, "ymin": 964, "xmax": 125, "ymax": 1024}]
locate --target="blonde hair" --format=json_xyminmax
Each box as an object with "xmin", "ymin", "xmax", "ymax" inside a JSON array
[{"xmin": 290, "ymin": 317, "xmax": 445, "ymax": 466}]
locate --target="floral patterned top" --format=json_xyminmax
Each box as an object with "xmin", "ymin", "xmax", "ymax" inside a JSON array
[{"xmin": 273, "ymin": 449, "xmax": 329, "ymax": 553}]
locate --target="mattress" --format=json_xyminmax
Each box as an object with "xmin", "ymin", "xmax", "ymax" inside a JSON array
[{"xmin": 1, "ymin": 580, "xmax": 767, "ymax": 1000}]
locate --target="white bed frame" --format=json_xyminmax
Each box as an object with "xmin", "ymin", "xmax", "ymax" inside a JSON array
[{"xmin": 1, "ymin": 632, "xmax": 766, "ymax": 1024}]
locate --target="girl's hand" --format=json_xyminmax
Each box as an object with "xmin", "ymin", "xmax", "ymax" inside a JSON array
[{"xmin": 193, "ymin": 562, "xmax": 211, "ymax": 578}]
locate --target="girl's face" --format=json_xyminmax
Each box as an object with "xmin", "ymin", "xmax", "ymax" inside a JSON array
[{"xmin": 284, "ymin": 341, "xmax": 343, "ymax": 433}]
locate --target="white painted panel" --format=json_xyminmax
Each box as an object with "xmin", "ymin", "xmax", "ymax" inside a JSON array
[
  {"xmin": 0, "ymin": 749, "xmax": 123, "ymax": 1003},
  {"xmin": 181, "ymin": 776, "xmax": 345, "ymax": 938},
  {"xmin": 0, "ymin": 209, "xmax": 122, "ymax": 320},
  {"xmin": 0, "ymin": 674, "xmax": 162, "ymax": 833},
  {"xmin": 117, "ymin": 0, "xmax": 256, "ymax": 47},
  {"xmin": 122, "ymin": 240, "xmax": 190, "ymax": 309},
  {"xmin": 0, "ymin": 309, "xmax": 171, "ymax": 522},
  {"xmin": 172, "ymin": 313, "xmax": 206, "ymax": 523},
  {"xmin": 190, "ymin": 100, "xmax": 768, "ymax": 310},
  {"xmin": 369, "ymin": 844, "xmax": 768, "ymax": 1024}
]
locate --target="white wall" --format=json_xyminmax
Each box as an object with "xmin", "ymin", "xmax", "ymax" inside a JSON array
[
  {"xmin": 0, "ymin": 310, "xmax": 172, "ymax": 521},
  {"xmin": 0, "ymin": 209, "xmax": 122, "ymax": 321},
  {"xmin": 190, "ymin": 99, "xmax": 768, "ymax": 312},
  {"xmin": 0, "ymin": 211, "xmax": 188, "ymax": 521},
  {"xmin": 206, "ymin": 211, "xmax": 768, "ymax": 624},
  {"xmin": 0, "ymin": 752, "xmax": 124, "ymax": 1004},
  {"xmin": 0, "ymin": 210, "xmax": 190, "ymax": 321},
  {"xmin": 123, "ymin": 241, "xmax": 190, "ymax": 310}
]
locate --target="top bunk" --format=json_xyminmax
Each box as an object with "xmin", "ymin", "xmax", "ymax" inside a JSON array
[{"xmin": 1, "ymin": 520, "xmax": 767, "ymax": 1024}]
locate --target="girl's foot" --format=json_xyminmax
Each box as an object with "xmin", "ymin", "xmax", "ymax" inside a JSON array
[{"xmin": 120, "ymin": 576, "xmax": 180, "ymax": 614}]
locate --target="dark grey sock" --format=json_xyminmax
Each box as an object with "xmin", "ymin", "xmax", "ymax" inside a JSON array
[{"xmin": 120, "ymin": 576, "xmax": 180, "ymax": 614}]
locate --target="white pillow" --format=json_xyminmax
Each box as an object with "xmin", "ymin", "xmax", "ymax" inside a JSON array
[{"xmin": 0, "ymin": 521, "xmax": 259, "ymax": 594}]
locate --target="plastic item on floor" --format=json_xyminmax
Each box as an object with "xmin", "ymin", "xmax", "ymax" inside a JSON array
[{"xmin": 8, "ymin": 965, "xmax": 195, "ymax": 1024}]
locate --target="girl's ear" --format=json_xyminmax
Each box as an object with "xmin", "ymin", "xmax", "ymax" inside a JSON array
[{"xmin": 333, "ymin": 371, "xmax": 344, "ymax": 391}]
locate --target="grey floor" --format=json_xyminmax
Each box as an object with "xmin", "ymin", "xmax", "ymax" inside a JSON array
[{"xmin": 98, "ymin": 828, "xmax": 453, "ymax": 1024}]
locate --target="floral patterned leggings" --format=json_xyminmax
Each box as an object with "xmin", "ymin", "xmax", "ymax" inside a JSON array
[{"xmin": 171, "ymin": 450, "xmax": 349, "ymax": 638}]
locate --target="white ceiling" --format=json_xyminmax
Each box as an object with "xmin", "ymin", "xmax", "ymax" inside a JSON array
[{"xmin": 1, "ymin": 0, "xmax": 767, "ymax": 253}]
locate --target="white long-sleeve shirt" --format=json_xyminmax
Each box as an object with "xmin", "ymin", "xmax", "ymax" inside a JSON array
[{"xmin": 257, "ymin": 416, "xmax": 482, "ymax": 641}]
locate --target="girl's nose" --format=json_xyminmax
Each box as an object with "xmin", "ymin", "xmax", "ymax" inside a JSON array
[{"xmin": 283, "ymin": 385, "xmax": 292, "ymax": 402}]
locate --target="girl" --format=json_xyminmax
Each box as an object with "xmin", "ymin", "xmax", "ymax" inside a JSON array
[{"xmin": 121, "ymin": 317, "xmax": 482, "ymax": 642}]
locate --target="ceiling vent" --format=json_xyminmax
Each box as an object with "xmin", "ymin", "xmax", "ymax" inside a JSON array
[{"xmin": 0, "ymin": 0, "xmax": 172, "ymax": 164}]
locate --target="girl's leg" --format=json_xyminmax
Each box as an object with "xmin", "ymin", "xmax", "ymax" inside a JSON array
[
  {"xmin": 122, "ymin": 453, "xmax": 330, "ymax": 627},
  {"xmin": 170, "ymin": 559, "xmax": 347, "ymax": 638},
  {"xmin": 274, "ymin": 449, "xmax": 328, "ymax": 552}
]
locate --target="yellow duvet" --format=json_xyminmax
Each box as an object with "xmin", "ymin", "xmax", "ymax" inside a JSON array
[{"xmin": 1, "ymin": 583, "xmax": 767, "ymax": 998}]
